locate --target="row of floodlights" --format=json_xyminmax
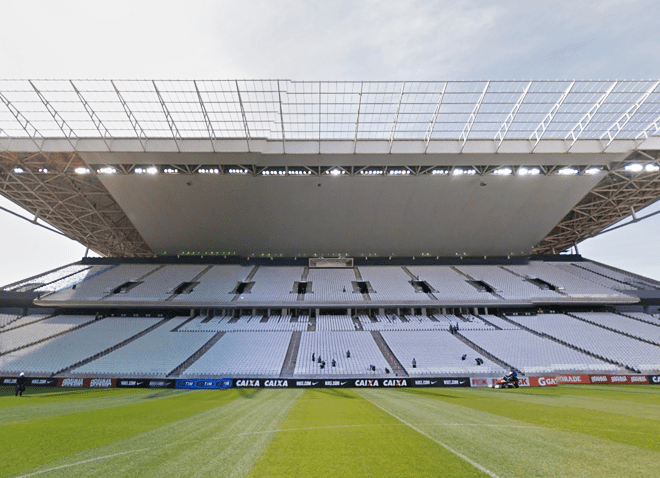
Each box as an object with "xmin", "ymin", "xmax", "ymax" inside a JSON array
[{"xmin": 11, "ymin": 164, "xmax": 660, "ymax": 176}]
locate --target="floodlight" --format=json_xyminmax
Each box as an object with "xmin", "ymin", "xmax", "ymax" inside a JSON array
[
  {"xmin": 329, "ymin": 168, "xmax": 341, "ymax": 176},
  {"xmin": 146, "ymin": 167, "xmax": 158, "ymax": 175},
  {"xmin": 557, "ymin": 168, "xmax": 579, "ymax": 175},
  {"xmin": 645, "ymin": 164, "xmax": 659, "ymax": 172},
  {"xmin": 74, "ymin": 167, "xmax": 90, "ymax": 175},
  {"xmin": 13, "ymin": 167, "xmax": 24, "ymax": 174},
  {"xmin": 163, "ymin": 168, "xmax": 178, "ymax": 174},
  {"xmin": 452, "ymin": 168, "xmax": 464, "ymax": 176},
  {"xmin": 624, "ymin": 163, "xmax": 643, "ymax": 172},
  {"xmin": 517, "ymin": 167, "xmax": 541, "ymax": 176},
  {"xmin": 584, "ymin": 167, "xmax": 601, "ymax": 175},
  {"xmin": 38, "ymin": 168, "xmax": 48, "ymax": 173},
  {"xmin": 97, "ymin": 167, "xmax": 117, "ymax": 175},
  {"xmin": 493, "ymin": 168, "xmax": 512, "ymax": 176}
]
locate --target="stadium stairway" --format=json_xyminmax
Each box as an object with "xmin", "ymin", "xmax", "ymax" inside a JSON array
[
  {"xmin": 453, "ymin": 331, "xmax": 521, "ymax": 375},
  {"xmin": 55, "ymin": 317, "xmax": 171, "ymax": 376},
  {"xmin": 168, "ymin": 331, "xmax": 225, "ymax": 377},
  {"xmin": 474, "ymin": 314, "xmax": 503, "ymax": 330},
  {"xmin": 370, "ymin": 331, "xmax": 408, "ymax": 377},
  {"xmin": 279, "ymin": 331, "xmax": 302, "ymax": 377},
  {"xmin": 165, "ymin": 264, "xmax": 215, "ymax": 301},
  {"xmin": 501, "ymin": 314, "xmax": 639, "ymax": 373},
  {"xmin": 565, "ymin": 312, "xmax": 660, "ymax": 347},
  {"xmin": 351, "ymin": 316, "xmax": 363, "ymax": 330}
]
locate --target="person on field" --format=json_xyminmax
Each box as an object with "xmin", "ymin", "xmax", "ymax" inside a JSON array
[
  {"xmin": 15, "ymin": 372, "xmax": 27, "ymax": 397},
  {"xmin": 505, "ymin": 369, "xmax": 518, "ymax": 387}
]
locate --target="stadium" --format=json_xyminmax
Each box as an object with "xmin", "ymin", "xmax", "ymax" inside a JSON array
[{"xmin": 2, "ymin": 79, "xmax": 660, "ymax": 477}]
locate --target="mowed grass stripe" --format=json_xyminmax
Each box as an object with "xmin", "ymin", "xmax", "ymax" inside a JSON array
[
  {"xmin": 0, "ymin": 389, "xmax": 247, "ymax": 478},
  {"xmin": 10, "ymin": 389, "xmax": 302, "ymax": 478},
  {"xmin": 359, "ymin": 388, "xmax": 660, "ymax": 478},
  {"xmin": 248, "ymin": 389, "xmax": 488, "ymax": 477},
  {"xmin": 0, "ymin": 387, "xmax": 192, "ymax": 425},
  {"xmin": 456, "ymin": 385, "xmax": 660, "ymax": 421},
  {"xmin": 400, "ymin": 387, "xmax": 660, "ymax": 450}
]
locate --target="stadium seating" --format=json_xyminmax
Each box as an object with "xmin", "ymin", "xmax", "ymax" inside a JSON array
[
  {"xmin": 316, "ymin": 315, "xmax": 357, "ymax": 331},
  {"xmin": 460, "ymin": 329, "xmax": 621, "ymax": 373},
  {"xmin": 381, "ymin": 331, "xmax": 505, "ymax": 375},
  {"xmin": 172, "ymin": 265, "xmax": 251, "ymax": 302},
  {"xmin": 505, "ymin": 313, "xmax": 660, "ymax": 372},
  {"xmin": 107, "ymin": 265, "xmax": 207, "ymax": 301},
  {"xmin": 182, "ymin": 332, "xmax": 291, "ymax": 377},
  {"xmin": 179, "ymin": 315, "xmax": 310, "ymax": 332},
  {"xmin": 44, "ymin": 265, "xmax": 160, "ymax": 301},
  {"xmin": 294, "ymin": 331, "xmax": 390, "ymax": 375},
  {"xmin": 74, "ymin": 317, "xmax": 215, "ymax": 376},
  {"xmin": 505, "ymin": 262, "xmax": 630, "ymax": 299},
  {"xmin": 0, "ymin": 317, "xmax": 160, "ymax": 375},
  {"xmin": 570, "ymin": 312, "xmax": 660, "ymax": 345},
  {"xmin": 0, "ymin": 314, "xmax": 21, "ymax": 328},
  {"xmin": 0, "ymin": 315, "xmax": 94, "ymax": 354},
  {"xmin": 306, "ymin": 268, "xmax": 364, "ymax": 302}
]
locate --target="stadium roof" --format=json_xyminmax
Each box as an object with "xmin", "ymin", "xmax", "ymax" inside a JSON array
[{"xmin": 1, "ymin": 79, "xmax": 660, "ymax": 258}]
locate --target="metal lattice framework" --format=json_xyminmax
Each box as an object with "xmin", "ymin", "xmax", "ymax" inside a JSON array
[
  {"xmin": 533, "ymin": 150, "xmax": 660, "ymax": 254},
  {"xmin": 0, "ymin": 151, "xmax": 152, "ymax": 257},
  {"xmin": 1, "ymin": 79, "xmax": 660, "ymax": 257},
  {"xmin": 0, "ymin": 79, "xmax": 659, "ymax": 149}
]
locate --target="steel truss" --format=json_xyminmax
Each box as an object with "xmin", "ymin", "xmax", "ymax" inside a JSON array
[
  {"xmin": 533, "ymin": 150, "xmax": 660, "ymax": 254},
  {"xmin": 0, "ymin": 151, "xmax": 152, "ymax": 257}
]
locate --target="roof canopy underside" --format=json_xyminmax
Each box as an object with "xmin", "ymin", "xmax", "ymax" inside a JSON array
[{"xmin": 1, "ymin": 79, "xmax": 660, "ymax": 258}]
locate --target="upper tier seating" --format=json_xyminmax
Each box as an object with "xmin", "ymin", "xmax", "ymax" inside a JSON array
[
  {"xmin": 45, "ymin": 265, "xmax": 160, "ymax": 301},
  {"xmin": 182, "ymin": 332, "xmax": 291, "ymax": 377},
  {"xmin": 107, "ymin": 265, "xmax": 207, "ymax": 301},
  {"xmin": 551, "ymin": 263, "xmax": 637, "ymax": 291},
  {"xmin": 244, "ymin": 267, "xmax": 304, "ymax": 302},
  {"xmin": 381, "ymin": 330, "xmax": 505, "ymax": 375},
  {"xmin": 504, "ymin": 262, "xmax": 629, "ymax": 299},
  {"xmin": 358, "ymin": 266, "xmax": 422, "ymax": 301},
  {"xmin": 75, "ymin": 317, "xmax": 215, "ymax": 376},
  {"xmin": 455, "ymin": 265, "xmax": 562, "ymax": 300},
  {"xmin": 306, "ymin": 268, "xmax": 364, "ymax": 302},
  {"xmin": 172, "ymin": 265, "xmax": 251, "ymax": 302},
  {"xmin": 294, "ymin": 331, "xmax": 390, "ymax": 375},
  {"xmin": 407, "ymin": 266, "xmax": 498, "ymax": 302},
  {"xmin": 35, "ymin": 261, "xmax": 641, "ymax": 305}
]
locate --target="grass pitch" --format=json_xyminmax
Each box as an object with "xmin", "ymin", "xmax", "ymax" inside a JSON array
[{"xmin": 2, "ymin": 385, "xmax": 660, "ymax": 477}]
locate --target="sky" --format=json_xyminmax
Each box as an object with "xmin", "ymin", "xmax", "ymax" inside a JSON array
[{"xmin": 1, "ymin": 0, "xmax": 660, "ymax": 286}]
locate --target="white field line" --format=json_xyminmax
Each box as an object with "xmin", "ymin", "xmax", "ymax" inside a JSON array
[
  {"xmin": 360, "ymin": 395, "xmax": 501, "ymax": 478},
  {"xmin": 13, "ymin": 422, "xmax": 519, "ymax": 477},
  {"xmin": 14, "ymin": 448, "xmax": 149, "ymax": 478},
  {"xmin": 235, "ymin": 423, "xmax": 404, "ymax": 436}
]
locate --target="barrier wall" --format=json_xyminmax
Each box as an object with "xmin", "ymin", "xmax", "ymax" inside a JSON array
[{"xmin": 1, "ymin": 374, "xmax": 659, "ymax": 389}]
